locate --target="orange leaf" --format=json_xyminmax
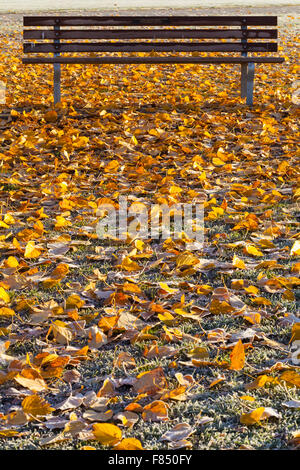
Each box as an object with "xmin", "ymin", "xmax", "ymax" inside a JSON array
[
  {"xmin": 229, "ymin": 340, "xmax": 245, "ymax": 371},
  {"xmin": 142, "ymin": 400, "xmax": 168, "ymax": 422}
]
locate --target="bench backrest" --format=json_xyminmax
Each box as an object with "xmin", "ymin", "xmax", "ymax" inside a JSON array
[{"xmin": 23, "ymin": 16, "xmax": 279, "ymax": 56}]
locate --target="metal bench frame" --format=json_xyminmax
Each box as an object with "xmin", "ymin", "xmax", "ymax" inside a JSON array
[{"xmin": 22, "ymin": 15, "xmax": 285, "ymax": 106}]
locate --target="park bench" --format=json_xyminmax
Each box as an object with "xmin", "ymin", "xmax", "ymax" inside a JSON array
[{"xmin": 22, "ymin": 15, "xmax": 285, "ymax": 106}]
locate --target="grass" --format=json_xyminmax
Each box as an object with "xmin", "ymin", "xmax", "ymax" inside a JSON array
[{"xmin": 1, "ymin": 300, "xmax": 298, "ymax": 450}]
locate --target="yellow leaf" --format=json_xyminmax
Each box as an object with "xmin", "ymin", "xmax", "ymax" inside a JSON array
[
  {"xmin": 114, "ymin": 438, "xmax": 144, "ymax": 450},
  {"xmin": 176, "ymin": 252, "xmax": 199, "ymax": 269},
  {"xmin": 208, "ymin": 375, "xmax": 225, "ymax": 388},
  {"xmin": 212, "ymin": 157, "xmax": 225, "ymax": 167},
  {"xmin": 199, "ymin": 170, "xmax": 206, "ymax": 181},
  {"xmin": 240, "ymin": 395, "xmax": 256, "ymax": 402},
  {"xmin": 216, "ymin": 147, "xmax": 229, "ymax": 161},
  {"xmin": 66, "ymin": 294, "xmax": 85, "ymax": 309},
  {"xmin": 0, "ymin": 307, "xmax": 15, "ymax": 317},
  {"xmin": 157, "ymin": 311, "xmax": 175, "ymax": 325},
  {"xmin": 212, "ymin": 157, "xmax": 225, "ymax": 166},
  {"xmin": 233, "ymin": 214, "xmax": 259, "ymax": 231},
  {"xmin": 0, "ymin": 287, "xmax": 10, "ymax": 304},
  {"xmin": 252, "ymin": 297, "xmax": 272, "ymax": 306},
  {"xmin": 4, "ymin": 256, "xmax": 19, "ymax": 268},
  {"xmin": 5, "ymin": 212, "xmax": 17, "ymax": 224},
  {"xmin": 119, "ymin": 257, "xmax": 141, "ymax": 272},
  {"xmin": 244, "ymin": 285, "xmax": 259, "ymax": 295},
  {"xmin": 255, "ymin": 259, "xmax": 281, "ymax": 269},
  {"xmin": 24, "ymin": 241, "xmax": 41, "ymax": 259},
  {"xmin": 279, "ymin": 370, "xmax": 300, "ymax": 388},
  {"xmin": 169, "ymin": 185, "xmax": 183, "ymax": 195},
  {"xmin": 0, "ymin": 220, "xmax": 9, "ymax": 229},
  {"xmin": 232, "ymin": 255, "xmax": 246, "ymax": 269},
  {"xmin": 240, "ymin": 407, "xmax": 265, "ymax": 425},
  {"xmin": 93, "ymin": 423, "xmax": 122, "ymax": 446},
  {"xmin": 10, "ymin": 109, "xmax": 20, "ymax": 118},
  {"xmin": 134, "ymin": 239, "xmax": 145, "ymax": 251},
  {"xmin": 22, "ymin": 395, "xmax": 54, "ymax": 417},
  {"xmin": 196, "ymin": 284, "xmax": 213, "ymax": 295},
  {"xmin": 210, "ymin": 298, "xmax": 233, "ymax": 314},
  {"xmin": 0, "ymin": 430, "xmax": 19, "ymax": 438},
  {"xmin": 245, "ymin": 375, "xmax": 278, "ymax": 390},
  {"xmin": 229, "ymin": 340, "xmax": 245, "ymax": 370},
  {"xmin": 243, "ymin": 312, "xmax": 261, "ymax": 325},
  {"xmin": 55, "ymin": 216, "xmax": 72, "ymax": 229},
  {"xmin": 131, "ymin": 135, "xmax": 138, "ymax": 146},
  {"xmin": 245, "ymin": 245, "xmax": 263, "ymax": 257},
  {"xmin": 158, "ymin": 282, "xmax": 179, "ymax": 295}
]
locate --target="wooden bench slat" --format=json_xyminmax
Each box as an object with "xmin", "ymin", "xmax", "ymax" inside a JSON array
[
  {"xmin": 22, "ymin": 56, "xmax": 285, "ymax": 64},
  {"xmin": 23, "ymin": 16, "xmax": 278, "ymax": 27},
  {"xmin": 23, "ymin": 42, "xmax": 278, "ymax": 54},
  {"xmin": 23, "ymin": 29, "xmax": 278, "ymax": 40}
]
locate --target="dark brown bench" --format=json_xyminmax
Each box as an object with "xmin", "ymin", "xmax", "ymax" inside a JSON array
[{"xmin": 22, "ymin": 15, "xmax": 285, "ymax": 106}]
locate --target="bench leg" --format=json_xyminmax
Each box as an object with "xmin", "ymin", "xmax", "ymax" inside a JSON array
[
  {"xmin": 53, "ymin": 63, "xmax": 61, "ymax": 105},
  {"xmin": 241, "ymin": 63, "xmax": 247, "ymax": 99},
  {"xmin": 246, "ymin": 62, "xmax": 255, "ymax": 107}
]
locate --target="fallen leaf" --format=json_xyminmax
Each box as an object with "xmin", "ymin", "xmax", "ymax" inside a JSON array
[
  {"xmin": 114, "ymin": 438, "xmax": 144, "ymax": 450},
  {"xmin": 160, "ymin": 423, "xmax": 193, "ymax": 442},
  {"xmin": 92, "ymin": 423, "xmax": 122, "ymax": 446},
  {"xmin": 22, "ymin": 395, "xmax": 54, "ymax": 417},
  {"xmin": 142, "ymin": 400, "xmax": 168, "ymax": 422},
  {"xmin": 229, "ymin": 340, "xmax": 245, "ymax": 370}
]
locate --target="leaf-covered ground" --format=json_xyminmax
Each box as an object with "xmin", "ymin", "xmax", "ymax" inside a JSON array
[{"xmin": 0, "ymin": 7, "xmax": 299, "ymax": 451}]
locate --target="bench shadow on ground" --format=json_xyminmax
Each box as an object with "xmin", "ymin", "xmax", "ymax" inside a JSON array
[{"xmin": 1, "ymin": 100, "xmax": 266, "ymax": 119}]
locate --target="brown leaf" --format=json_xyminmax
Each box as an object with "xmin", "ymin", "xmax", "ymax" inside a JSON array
[{"xmin": 133, "ymin": 367, "xmax": 167, "ymax": 395}]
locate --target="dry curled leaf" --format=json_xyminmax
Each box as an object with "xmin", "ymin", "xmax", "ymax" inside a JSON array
[
  {"xmin": 161, "ymin": 423, "xmax": 194, "ymax": 442},
  {"xmin": 133, "ymin": 367, "xmax": 167, "ymax": 395}
]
